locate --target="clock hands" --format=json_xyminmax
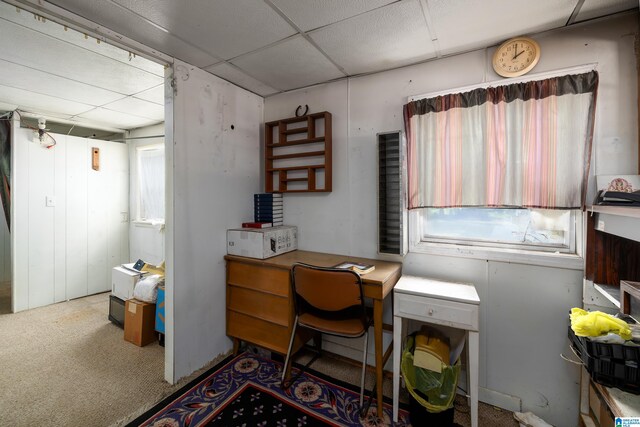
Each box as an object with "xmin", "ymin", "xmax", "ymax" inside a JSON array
[{"xmin": 513, "ymin": 49, "xmax": 525, "ymax": 59}]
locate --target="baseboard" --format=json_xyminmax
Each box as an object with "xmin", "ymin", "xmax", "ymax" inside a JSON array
[{"xmin": 479, "ymin": 387, "xmax": 522, "ymax": 412}]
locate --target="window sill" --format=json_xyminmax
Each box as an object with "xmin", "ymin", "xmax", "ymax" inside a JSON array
[
  {"xmin": 132, "ymin": 220, "xmax": 165, "ymax": 230},
  {"xmin": 410, "ymin": 241, "xmax": 583, "ymax": 270}
]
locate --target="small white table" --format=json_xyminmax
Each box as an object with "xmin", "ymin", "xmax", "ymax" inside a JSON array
[{"xmin": 393, "ymin": 275, "xmax": 480, "ymax": 427}]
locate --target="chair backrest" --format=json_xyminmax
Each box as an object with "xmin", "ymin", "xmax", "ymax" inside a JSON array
[{"xmin": 291, "ymin": 263, "xmax": 364, "ymax": 313}]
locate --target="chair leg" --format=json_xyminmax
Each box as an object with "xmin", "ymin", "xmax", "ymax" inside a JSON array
[
  {"xmin": 360, "ymin": 331, "xmax": 369, "ymax": 408},
  {"xmin": 281, "ymin": 315, "xmax": 299, "ymax": 388}
]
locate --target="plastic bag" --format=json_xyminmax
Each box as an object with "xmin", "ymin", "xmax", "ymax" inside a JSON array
[
  {"xmin": 133, "ymin": 274, "xmax": 163, "ymax": 303},
  {"xmin": 570, "ymin": 307, "xmax": 631, "ymax": 340},
  {"xmin": 401, "ymin": 335, "xmax": 460, "ymax": 413}
]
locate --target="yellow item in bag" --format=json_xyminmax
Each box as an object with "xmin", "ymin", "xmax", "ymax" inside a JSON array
[
  {"xmin": 570, "ymin": 307, "xmax": 631, "ymax": 340},
  {"xmin": 141, "ymin": 261, "xmax": 165, "ymax": 277}
]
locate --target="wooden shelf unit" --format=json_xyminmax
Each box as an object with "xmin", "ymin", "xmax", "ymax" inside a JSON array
[
  {"xmin": 585, "ymin": 207, "xmax": 640, "ymax": 288},
  {"xmin": 265, "ymin": 112, "xmax": 332, "ymax": 193}
]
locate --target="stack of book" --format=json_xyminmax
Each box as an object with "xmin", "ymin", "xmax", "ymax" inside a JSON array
[{"xmin": 254, "ymin": 193, "xmax": 283, "ymax": 226}]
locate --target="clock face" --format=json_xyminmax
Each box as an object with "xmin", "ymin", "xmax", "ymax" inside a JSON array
[{"xmin": 492, "ymin": 37, "xmax": 540, "ymax": 78}]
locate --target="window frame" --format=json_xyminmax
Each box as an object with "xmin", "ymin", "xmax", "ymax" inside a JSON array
[
  {"xmin": 404, "ymin": 64, "xmax": 594, "ymax": 270},
  {"xmin": 408, "ymin": 209, "xmax": 584, "ymax": 270}
]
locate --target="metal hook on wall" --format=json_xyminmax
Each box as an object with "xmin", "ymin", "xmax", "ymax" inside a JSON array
[{"xmin": 295, "ymin": 105, "xmax": 309, "ymax": 117}]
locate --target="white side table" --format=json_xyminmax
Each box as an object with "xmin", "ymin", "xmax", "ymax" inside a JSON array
[{"xmin": 392, "ymin": 275, "xmax": 480, "ymax": 427}]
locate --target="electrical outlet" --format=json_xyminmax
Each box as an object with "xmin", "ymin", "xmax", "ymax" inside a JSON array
[
  {"xmin": 597, "ymin": 220, "xmax": 605, "ymax": 231},
  {"xmin": 45, "ymin": 196, "xmax": 55, "ymax": 207}
]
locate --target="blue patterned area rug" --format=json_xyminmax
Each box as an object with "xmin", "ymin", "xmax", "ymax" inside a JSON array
[{"xmin": 128, "ymin": 352, "xmax": 411, "ymax": 427}]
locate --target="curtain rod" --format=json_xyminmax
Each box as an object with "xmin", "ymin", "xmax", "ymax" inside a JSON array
[{"xmin": 408, "ymin": 63, "xmax": 598, "ymax": 102}]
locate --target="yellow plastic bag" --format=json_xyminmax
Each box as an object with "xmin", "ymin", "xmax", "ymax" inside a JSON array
[{"xmin": 570, "ymin": 308, "xmax": 631, "ymax": 340}]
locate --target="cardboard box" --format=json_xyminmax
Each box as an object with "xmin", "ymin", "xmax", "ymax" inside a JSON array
[
  {"xmin": 227, "ymin": 226, "xmax": 297, "ymax": 259},
  {"xmin": 112, "ymin": 266, "xmax": 141, "ymax": 301},
  {"xmin": 124, "ymin": 299, "xmax": 156, "ymax": 347}
]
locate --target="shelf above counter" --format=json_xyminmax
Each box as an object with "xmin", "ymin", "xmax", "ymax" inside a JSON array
[
  {"xmin": 588, "ymin": 205, "xmax": 640, "ymax": 243},
  {"xmin": 589, "ymin": 205, "xmax": 640, "ymax": 219}
]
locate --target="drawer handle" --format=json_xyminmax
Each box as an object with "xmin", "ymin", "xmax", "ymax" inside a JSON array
[{"xmin": 428, "ymin": 308, "xmax": 434, "ymax": 316}]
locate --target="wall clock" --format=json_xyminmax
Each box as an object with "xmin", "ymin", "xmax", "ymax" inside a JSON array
[{"xmin": 492, "ymin": 36, "xmax": 540, "ymax": 78}]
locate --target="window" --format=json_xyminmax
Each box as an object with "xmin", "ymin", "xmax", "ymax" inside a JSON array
[
  {"xmin": 419, "ymin": 207, "xmax": 576, "ymax": 253},
  {"xmin": 403, "ymin": 71, "xmax": 597, "ymax": 264},
  {"xmin": 136, "ymin": 144, "xmax": 165, "ymax": 222}
]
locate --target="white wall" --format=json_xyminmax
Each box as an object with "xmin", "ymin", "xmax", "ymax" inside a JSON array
[
  {"xmin": 169, "ymin": 60, "xmax": 263, "ymax": 381},
  {"xmin": 12, "ymin": 128, "xmax": 129, "ymax": 311},
  {"xmin": 128, "ymin": 123, "xmax": 165, "ymax": 266},
  {"xmin": 264, "ymin": 13, "xmax": 638, "ymax": 427}
]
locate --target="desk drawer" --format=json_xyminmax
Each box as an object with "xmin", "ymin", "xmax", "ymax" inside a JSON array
[
  {"xmin": 395, "ymin": 292, "xmax": 479, "ymax": 330},
  {"xmin": 227, "ymin": 261, "xmax": 290, "ymax": 297},
  {"xmin": 227, "ymin": 310, "xmax": 291, "ymax": 354},
  {"xmin": 228, "ymin": 285, "xmax": 289, "ymax": 327}
]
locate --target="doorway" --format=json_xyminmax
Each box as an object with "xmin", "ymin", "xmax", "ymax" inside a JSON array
[{"xmin": 0, "ymin": 2, "xmax": 170, "ymax": 424}]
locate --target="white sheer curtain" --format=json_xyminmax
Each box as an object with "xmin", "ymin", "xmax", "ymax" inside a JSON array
[{"xmin": 137, "ymin": 145, "xmax": 165, "ymax": 222}]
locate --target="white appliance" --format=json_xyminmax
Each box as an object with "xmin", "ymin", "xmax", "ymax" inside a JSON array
[
  {"xmin": 112, "ymin": 266, "xmax": 142, "ymax": 301},
  {"xmin": 227, "ymin": 226, "xmax": 297, "ymax": 259}
]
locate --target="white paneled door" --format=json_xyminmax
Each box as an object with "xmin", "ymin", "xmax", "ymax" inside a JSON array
[{"xmin": 13, "ymin": 128, "xmax": 129, "ymax": 311}]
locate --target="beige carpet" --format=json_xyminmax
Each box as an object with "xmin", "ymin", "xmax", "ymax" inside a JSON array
[
  {"xmin": 0, "ymin": 289, "xmax": 518, "ymax": 426},
  {"xmin": 0, "ymin": 292, "xmax": 209, "ymax": 427}
]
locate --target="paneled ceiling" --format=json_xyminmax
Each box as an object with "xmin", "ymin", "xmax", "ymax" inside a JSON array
[
  {"xmin": 0, "ymin": 0, "xmax": 637, "ymax": 130},
  {"xmin": 0, "ymin": 1, "xmax": 164, "ymax": 131}
]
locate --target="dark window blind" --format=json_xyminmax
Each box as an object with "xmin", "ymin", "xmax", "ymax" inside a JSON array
[{"xmin": 378, "ymin": 132, "xmax": 403, "ymax": 255}]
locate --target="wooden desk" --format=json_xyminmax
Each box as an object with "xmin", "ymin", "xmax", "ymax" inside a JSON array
[{"xmin": 225, "ymin": 250, "xmax": 402, "ymax": 418}]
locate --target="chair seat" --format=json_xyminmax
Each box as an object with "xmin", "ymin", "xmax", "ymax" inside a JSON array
[{"xmin": 299, "ymin": 312, "xmax": 368, "ymax": 337}]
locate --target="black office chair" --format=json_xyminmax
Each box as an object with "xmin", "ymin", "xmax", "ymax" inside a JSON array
[{"xmin": 281, "ymin": 263, "xmax": 372, "ymax": 410}]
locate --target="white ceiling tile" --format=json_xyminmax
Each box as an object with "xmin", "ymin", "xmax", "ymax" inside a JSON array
[
  {"xmin": 0, "ymin": 102, "xmax": 74, "ymax": 121},
  {"xmin": 575, "ymin": 0, "xmax": 637, "ymax": 22},
  {"xmin": 270, "ymin": 0, "xmax": 399, "ymax": 31},
  {"xmin": 231, "ymin": 36, "xmax": 344, "ymax": 91},
  {"xmin": 0, "ymin": 2, "xmax": 165, "ymax": 76},
  {"xmin": 0, "ymin": 18, "xmax": 163, "ymax": 95},
  {"xmin": 0, "ymin": 83, "xmax": 93, "ymax": 116},
  {"xmin": 101, "ymin": 97, "xmax": 164, "ymax": 120},
  {"xmin": 426, "ymin": 0, "xmax": 577, "ymax": 55},
  {"xmin": 46, "ymin": 0, "xmax": 219, "ymax": 67},
  {"xmin": 111, "ymin": 0, "xmax": 297, "ymax": 60},
  {"xmin": 133, "ymin": 84, "xmax": 165, "ymax": 105},
  {"xmin": 310, "ymin": 1, "xmax": 436, "ymax": 75},
  {"xmin": 0, "ymin": 59, "xmax": 124, "ymax": 106},
  {"xmin": 205, "ymin": 63, "xmax": 279, "ymax": 96},
  {"xmin": 76, "ymin": 107, "xmax": 160, "ymax": 129}
]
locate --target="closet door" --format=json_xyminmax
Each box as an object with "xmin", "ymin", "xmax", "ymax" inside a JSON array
[
  {"xmin": 66, "ymin": 139, "xmax": 89, "ymax": 300},
  {"xmin": 87, "ymin": 140, "xmax": 129, "ymax": 295}
]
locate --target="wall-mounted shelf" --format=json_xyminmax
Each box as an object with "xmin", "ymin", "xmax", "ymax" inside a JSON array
[
  {"xmin": 265, "ymin": 112, "xmax": 332, "ymax": 193},
  {"xmin": 589, "ymin": 205, "xmax": 640, "ymax": 219},
  {"xmin": 585, "ymin": 206, "xmax": 640, "ymax": 291}
]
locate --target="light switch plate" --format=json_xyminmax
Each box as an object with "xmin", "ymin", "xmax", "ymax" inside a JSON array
[
  {"xmin": 597, "ymin": 220, "xmax": 605, "ymax": 231},
  {"xmin": 46, "ymin": 196, "xmax": 55, "ymax": 207}
]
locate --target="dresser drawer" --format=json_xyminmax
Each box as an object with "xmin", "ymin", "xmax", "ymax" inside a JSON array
[
  {"xmin": 394, "ymin": 292, "xmax": 479, "ymax": 331},
  {"xmin": 227, "ymin": 310, "xmax": 291, "ymax": 354},
  {"xmin": 227, "ymin": 261, "xmax": 290, "ymax": 297},
  {"xmin": 228, "ymin": 284, "xmax": 290, "ymax": 327}
]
